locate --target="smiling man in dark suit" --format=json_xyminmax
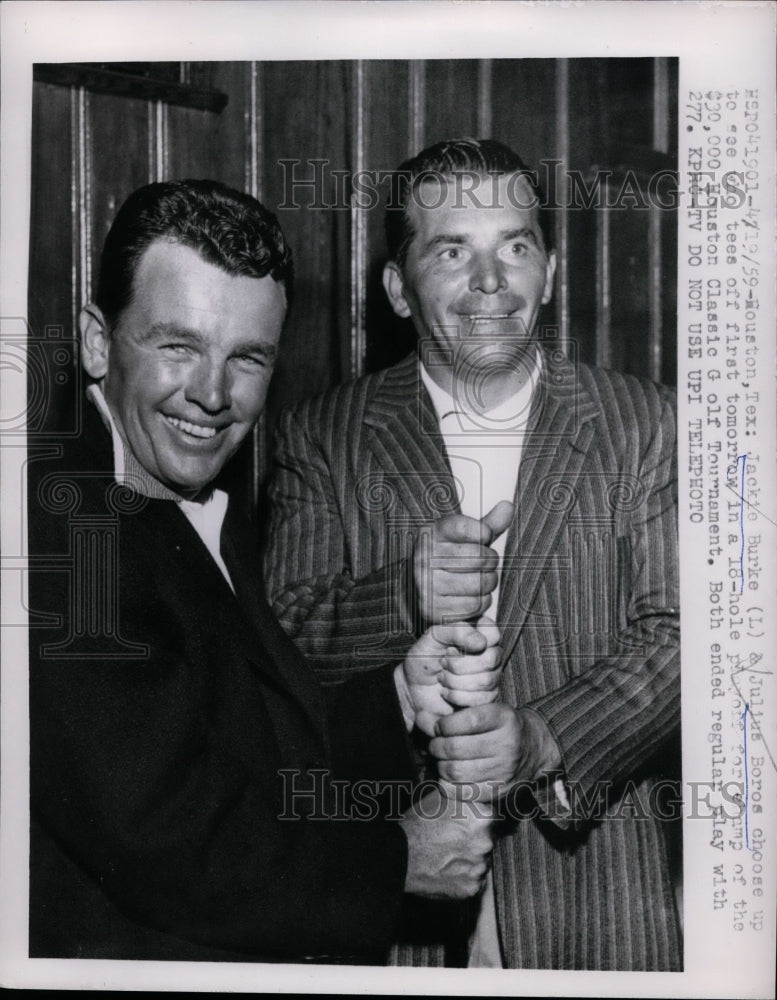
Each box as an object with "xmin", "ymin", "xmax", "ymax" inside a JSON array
[
  {"xmin": 27, "ymin": 179, "xmax": 504, "ymax": 964},
  {"xmin": 265, "ymin": 139, "xmax": 682, "ymax": 970}
]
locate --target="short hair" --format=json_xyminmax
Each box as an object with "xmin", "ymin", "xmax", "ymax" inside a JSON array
[
  {"xmin": 95, "ymin": 179, "xmax": 293, "ymax": 330},
  {"xmin": 384, "ymin": 138, "xmax": 553, "ymax": 267}
]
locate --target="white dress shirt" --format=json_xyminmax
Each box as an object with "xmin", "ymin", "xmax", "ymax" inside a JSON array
[{"xmin": 420, "ymin": 350, "xmax": 541, "ymax": 968}]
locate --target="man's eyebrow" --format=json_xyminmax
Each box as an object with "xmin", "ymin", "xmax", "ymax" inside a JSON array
[
  {"xmin": 140, "ymin": 324, "xmax": 277, "ymax": 359},
  {"xmin": 422, "ymin": 233, "xmax": 468, "ymax": 253},
  {"xmin": 500, "ymin": 227, "xmax": 540, "ymax": 245},
  {"xmin": 141, "ymin": 323, "xmax": 205, "ymax": 344}
]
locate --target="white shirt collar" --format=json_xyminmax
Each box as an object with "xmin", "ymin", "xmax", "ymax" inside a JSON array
[{"xmin": 419, "ymin": 347, "xmax": 542, "ymax": 431}]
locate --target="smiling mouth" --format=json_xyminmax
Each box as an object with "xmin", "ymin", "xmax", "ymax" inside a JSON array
[
  {"xmin": 164, "ymin": 415, "xmax": 221, "ymax": 440},
  {"xmin": 464, "ymin": 313, "xmax": 513, "ymax": 319}
]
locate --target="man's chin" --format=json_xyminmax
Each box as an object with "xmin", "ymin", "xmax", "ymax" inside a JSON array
[
  {"xmin": 454, "ymin": 340, "xmax": 536, "ymax": 372},
  {"xmin": 159, "ymin": 466, "xmax": 222, "ymax": 499}
]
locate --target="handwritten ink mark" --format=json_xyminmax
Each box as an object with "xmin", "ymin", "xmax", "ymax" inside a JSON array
[
  {"xmin": 730, "ymin": 662, "xmax": 777, "ymax": 777},
  {"xmin": 724, "ymin": 478, "xmax": 777, "ymax": 530},
  {"xmin": 737, "ymin": 454, "xmax": 746, "ymax": 594},
  {"xmin": 742, "ymin": 703, "xmax": 751, "ymax": 850}
]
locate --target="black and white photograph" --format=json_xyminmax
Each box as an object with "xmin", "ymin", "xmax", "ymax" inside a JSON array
[{"xmin": 1, "ymin": 2, "xmax": 775, "ymax": 996}]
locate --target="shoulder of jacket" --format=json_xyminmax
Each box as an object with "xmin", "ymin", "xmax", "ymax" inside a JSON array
[{"xmin": 278, "ymin": 357, "xmax": 408, "ymax": 427}]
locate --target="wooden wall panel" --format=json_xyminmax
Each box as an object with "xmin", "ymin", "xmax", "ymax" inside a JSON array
[
  {"xmin": 362, "ymin": 60, "xmax": 414, "ymax": 373},
  {"xmin": 28, "ymin": 55, "xmax": 678, "ymax": 474},
  {"xmin": 167, "ymin": 63, "xmax": 249, "ymax": 188},
  {"xmin": 490, "ymin": 59, "xmax": 558, "ymax": 176},
  {"xmin": 423, "ymin": 60, "xmax": 479, "ymax": 143},
  {"xmin": 29, "ymin": 84, "xmax": 74, "ymax": 338},
  {"xmin": 261, "ymin": 60, "xmax": 351, "ymax": 418},
  {"xmin": 605, "ymin": 59, "xmax": 656, "ymax": 151},
  {"xmin": 88, "ymin": 92, "xmax": 153, "ymax": 299},
  {"xmin": 28, "ymin": 83, "xmax": 78, "ymax": 435},
  {"xmin": 566, "ymin": 59, "xmax": 608, "ymax": 172}
]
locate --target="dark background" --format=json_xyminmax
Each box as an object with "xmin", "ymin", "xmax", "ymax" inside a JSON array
[{"xmin": 28, "ymin": 57, "xmax": 678, "ymax": 502}]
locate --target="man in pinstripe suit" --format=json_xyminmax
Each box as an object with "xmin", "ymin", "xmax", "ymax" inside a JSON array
[{"xmin": 264, "ymin": 139, "xmax": 682, "ymax": 970}]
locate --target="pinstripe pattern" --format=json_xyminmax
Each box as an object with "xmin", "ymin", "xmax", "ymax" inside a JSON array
[{"xmin": 264, "ymin": 347, "xmax": 681, "ymax": 970}]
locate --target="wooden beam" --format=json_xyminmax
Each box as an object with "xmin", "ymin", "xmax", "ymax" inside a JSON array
[{"xmin": 34, "ymin": 64, "xmax": 228, "ymax": 114}]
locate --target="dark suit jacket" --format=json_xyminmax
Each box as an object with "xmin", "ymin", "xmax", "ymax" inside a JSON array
[
  {"xmin": 264, "ymin": 347, "xmax": 682, "ymax": 970},
  {"xmin": 28, "ymin": 402, "xmax": 414, "ymax": 963}
]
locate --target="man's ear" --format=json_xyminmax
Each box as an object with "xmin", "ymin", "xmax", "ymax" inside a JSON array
[
  {"xmin": 542, "ymin": 251, "xmax": 557, "ymax": 306},
  {"xmin": 382, "ymin": 261, "xmax": 412, "ymax": 319},
  {"xmin": 78, "ymin": 305, "xmax": 111, "ymax": 379}
]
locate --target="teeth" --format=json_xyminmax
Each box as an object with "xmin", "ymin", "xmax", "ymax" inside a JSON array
[{"xmin": 166, "ymin": 416, "xmax": 217, "ymax": 439}]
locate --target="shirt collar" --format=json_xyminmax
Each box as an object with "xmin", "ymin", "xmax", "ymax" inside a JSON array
[{"xmin": 419, "ymin": 347, "xmax": 542, "ymax": 428}]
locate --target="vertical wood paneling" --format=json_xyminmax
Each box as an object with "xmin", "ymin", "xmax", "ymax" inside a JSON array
[
  {"xmin": 653, "ymin": 57, "xmax": 671, "ymax": 155},
  {"xmin": 648, "ymin": 56, "xmax": 671, "ymax": 382},
  {"xmin": 424, "ymin": 61, "xmax": 479, "ymax": 142},
  {"xmin": 29, "ymin": 82, "xmax": 78, "ymax": 435},
  {"xmin": 595, "ymin": 193, "xmax": 611, "ymax": 369},
  {"xmin": 565, "ymin": 60, "xmax": 607, "ymax": 367},
  {"xmin": 165, "ymin": 63, "xmax": 249, "ymax": 189},
  {"xmin": 364, "ymin": 61, "xmax": 414, "ymax": 374},
  {"xmin": 73, "ymin": 87, "xmax": 93, "ymax": 311},
  {"xmin": 648, "ymin": 200, "xmax": 663, "ymax": 382},
  {"xmin": 261, "ymin": 61, "xmax": 350, "ymax": 416},
  {"xmin": 29, "ymin": 56, "xmax": 678, "ymax": 467},
  {"xmin": 245, "ymin": 61, "xmax": 265, "ymax": 507},
  {"xmin": 490, "ymin": 60, "xmax": 557, "ymax": 174},
  {"xmin": 477, "ymin": 60, "xmax": 492, "ymax": 137},
  {"xmin": 408, "ymin": 61, "xmax": 425, "ymax": 157},
  {"xmin": 246, "ymin": 61, "xmax": 261, "ymax": 200},
  {"xmin": 88, "ymin": 91, "xmax": 151, "ymax": 290},
  {"xmin": 349, "ymin": 61, "xmax": 367, "ymax": 380},
  {"xmin": 605, "ymin": 59, "xmax": 655, "ymax": 150},
  {"xmin": 148, "ymin": 100, "xmax": 169, "ymax": 182},
  {"xmin": 554, "ymin": 59, "xmax": 570, "ymax": 353}
]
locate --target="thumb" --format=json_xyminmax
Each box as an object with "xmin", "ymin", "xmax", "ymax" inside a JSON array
[{"xmin": 481, "ymin": 500, "xmax": 514, "ymax": 543}]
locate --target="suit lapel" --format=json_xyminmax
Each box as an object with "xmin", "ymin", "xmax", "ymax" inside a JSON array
[
  {"xmin": 363, "ymin": 354, "xmax": 459, "ymax": 522},
  {"xmin": 220, "ymin": 501, "xmax": 327, "ymax": 742},
  {"xmin": 360, "ymin": 351, "xmax": 603, "ymax": 670},
  {"xmin": 497, "ymin": 349, "xmax": 600, "ymax": 664}
]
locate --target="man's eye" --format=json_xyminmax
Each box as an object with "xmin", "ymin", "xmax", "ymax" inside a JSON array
[
  {"xmin": 162, "ymin": 343, "xmax": 193, "ymax": 356},
  {"xmin": 440, "ymin": 248, "xmax": 460, "ymax": 260},
  {"xmin": 236, "ymin": 354, "xmax": 267, "ymax": 367},
  {"xmin": 510, "ymin": 242, "xmax": 528, "ymax": 255}
]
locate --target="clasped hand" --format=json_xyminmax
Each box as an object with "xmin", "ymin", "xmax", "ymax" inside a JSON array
[
  {"xmin": 399, "ymin": 618, "xmax": 503, "ymax": 899},
  {"xmin": 401, "ymin": 616, "xmax": 502, "ymax": 737},
  {"xmin": 413, "ymin": 500, "xmax": 514, "ymax": 625}
]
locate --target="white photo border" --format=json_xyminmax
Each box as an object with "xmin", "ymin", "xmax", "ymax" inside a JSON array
[{"xmin": 1, "ymin": 2, "xmax": 775, "ymax": 996}]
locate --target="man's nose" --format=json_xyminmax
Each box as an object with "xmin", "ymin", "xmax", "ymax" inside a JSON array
[
  {"xmin": 468, "ymin": 254, "xmax": 507, "ymax": 294},
  {"xmin": 185, "ymin": 360, "xmax": 232, "ymax": 413}
]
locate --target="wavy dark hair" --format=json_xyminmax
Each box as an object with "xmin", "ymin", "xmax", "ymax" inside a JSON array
[
  {"xmin": 384, "ymin": 138, "xmax": 553, "ymax": 267},
  {"xmin": 95, "ymin": 179, "xmax": 293, "ymax": 329}
]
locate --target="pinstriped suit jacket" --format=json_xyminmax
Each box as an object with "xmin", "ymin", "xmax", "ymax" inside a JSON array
[{"xmin": 264, "ymin": 346, "xmax": 682, "ymax": 970}]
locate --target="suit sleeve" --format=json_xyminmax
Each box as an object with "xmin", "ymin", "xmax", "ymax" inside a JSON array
[
  {"xmin": 526, "ymin": 390, "xmax": 680, "ymax": 813},
  {"xmin": 263, "ymin": 404, "xmax": 418, "ymax": 675},
  {"xmin": 30, "ymin": 571, "xmax": 410, "ymax": 962}
]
